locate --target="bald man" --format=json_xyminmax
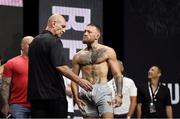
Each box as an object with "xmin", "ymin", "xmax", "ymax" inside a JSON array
[
  {"xmin": 1, "ymin": 36, "xmax": 33, "ymax": 118},
  {"xmin": 28, "ymin": 14, "xmax": 92, "ymax": 118}
]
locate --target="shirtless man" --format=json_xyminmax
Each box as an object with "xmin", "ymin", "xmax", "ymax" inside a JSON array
[{"xmin": 71, "ymin": 24, "xmax": 123, "ymax": 118}]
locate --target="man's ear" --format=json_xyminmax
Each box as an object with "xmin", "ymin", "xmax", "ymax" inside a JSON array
[
  {"xmin": 50, "ymin": 21, "xmax": 56, "ymax": 28},
  {"xmin": 158, "ymin": 72, "xmax": 161, "ymax": 77},
  {"xmin": 96, "ymin": 33, "xmax": 100, "ymax": 40}
]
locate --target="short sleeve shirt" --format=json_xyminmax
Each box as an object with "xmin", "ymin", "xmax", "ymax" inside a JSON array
[
  {"xmin": 137, "ymin": 82, "xmax": 172, "ymax": 118},
  {"xmin": 3, "ymin": 55, "xmax": 30, "ymax": 108},
  {"xmin": 28, "ymin": 30, "xmax": 67, "ymax": 101}
]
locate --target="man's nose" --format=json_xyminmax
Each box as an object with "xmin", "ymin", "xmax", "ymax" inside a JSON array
[
  {"xmin": 62, "ymin": 28, "xmax": 66, "ymax": 34},
  {"xmin": 84, "ymin": 31, "xmax": 88, "ymax": 35}
]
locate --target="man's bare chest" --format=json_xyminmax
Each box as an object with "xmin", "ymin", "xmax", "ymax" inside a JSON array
[{"xmin": 78, "ymin": 48, "xmax": 108, "ymax": 65}]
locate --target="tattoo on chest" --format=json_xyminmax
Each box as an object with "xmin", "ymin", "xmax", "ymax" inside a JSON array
[
  {"xmin": 84, "ymin": 48, "xmax": 106, "ymax": 64},
  {"xmin": 80, "ymin": 48, "xmax": 106, "ymax": 65},
  {"xmin": 91, "ymin": 48, "xmax": 106, "ymax": 64}
]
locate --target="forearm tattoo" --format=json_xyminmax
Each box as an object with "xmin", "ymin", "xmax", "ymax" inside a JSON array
[
  {"xmin": 114, "ymin": 75, "xmax": 123, "ymax": 96},
  {"xmin": 1, "ymin": 77, "xmax": 11, "ymax": 104}
]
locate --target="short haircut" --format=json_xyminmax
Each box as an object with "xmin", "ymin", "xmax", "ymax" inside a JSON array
[
  {"xmin": 151, "ymin": 65, "xmax": 162, "ymax": 74},
  {"xmin": 156, "ymin": 65, "xmax": 162, "ymax": 74},
  {"xmin": 87, "ymin": 23, "xmax": 101, "ymax": 33}
]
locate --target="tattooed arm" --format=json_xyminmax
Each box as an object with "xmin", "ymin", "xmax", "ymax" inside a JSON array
[
  {"xmin": 114, "ymin": 74, "xmax": 123, "ymax": 97},
  {"xmin": 1, "ymin": 76, "xmax": 11, "ymax": 116},
  {"xmin": 107, "ymin": 47, "xmax": 123, "ymax": 106}
]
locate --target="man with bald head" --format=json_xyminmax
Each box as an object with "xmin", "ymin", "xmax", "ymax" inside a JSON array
[
  {"xmin": 28, "ymin": 14, "xmax": 92, "ymax": 118},
  {"xmin": 1, "ymin": 36, "xmax": 33, "ymax": 118}
]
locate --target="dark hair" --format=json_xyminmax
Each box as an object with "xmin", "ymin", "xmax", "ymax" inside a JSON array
[
  {"xmin": 152, "ymin": 65, "xmax": 162, "ymax": 74},
  {"xmin": 157, "ymin": 66, "xmax": 162, "ymax": 74},
  {"xmin": 87, "ymin": 23, "xmax": 101, "ymax": 33}
]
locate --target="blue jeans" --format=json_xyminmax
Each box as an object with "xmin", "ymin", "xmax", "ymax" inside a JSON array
[{"xmin": 10, "ymin": 104, "xmax": 31, "ymax": 118}]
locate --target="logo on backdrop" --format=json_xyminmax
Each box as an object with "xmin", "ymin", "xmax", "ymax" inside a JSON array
[{"xmin": 166, "ymin": 83, "xmax": 179, "ymax": 104}]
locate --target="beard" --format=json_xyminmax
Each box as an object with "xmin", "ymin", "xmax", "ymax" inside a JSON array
[
  {"xmin": 83, "ymin": 38, "xmax": 94, "ymax": 44},
  {"xmin": 82, "ymin": 40, "xmax": 88, "ymax": 44}
]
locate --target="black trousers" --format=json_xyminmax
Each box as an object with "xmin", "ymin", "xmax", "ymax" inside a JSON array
[{"xmin": 31, "ymin": 99, "xmax": 68, "ymax": 118}]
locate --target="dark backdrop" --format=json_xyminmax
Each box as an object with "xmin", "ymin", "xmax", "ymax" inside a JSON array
[
  {"xmin": 0, "ymin": 6, "xmax": 23, "ymax": 63},
  {"xmin": 103, "ymin": 1, "xmax": 124, "ymax": 60},
  {"xmin": 105, "ymin": 0, "xmax": 180, "ymax": 117}
]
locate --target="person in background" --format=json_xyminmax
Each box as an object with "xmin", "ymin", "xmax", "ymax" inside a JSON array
[
  {"xmin": 28, "ymin": 14, "xmax": 92, "ymax": 118},
  {"xmin": 108, "ymin": 60, "xmax": 137, "ymax": 119},
  {"xmin": 63, "ymin": 76, "xmax": 74, "ymax": 118},
  {"xmin": 136, "ymin": 65, "xmax": 173, "ymax": 118},
  {"xmin": 1, "ymin": 36, "xmax": 33, "ymax": 118}
]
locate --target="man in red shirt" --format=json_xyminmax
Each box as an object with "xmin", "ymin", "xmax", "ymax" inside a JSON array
[{"xmin": 1, "ymin": 36, "xmax": 33, "ymax": 118}]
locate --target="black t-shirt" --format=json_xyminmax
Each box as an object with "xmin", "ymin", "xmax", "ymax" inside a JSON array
[
  {"xmin": 137, "ymin": 82, "xmax": 172, "ymax": 118},
  {"xmin": 28, "ymin": 30, "xmax": 67, "ymax": 101}
]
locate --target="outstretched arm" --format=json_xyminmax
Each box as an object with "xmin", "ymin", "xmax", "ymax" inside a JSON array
[{"xmin": 56, "ymin": 65, "xmax": 92, "ymax": 92}]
